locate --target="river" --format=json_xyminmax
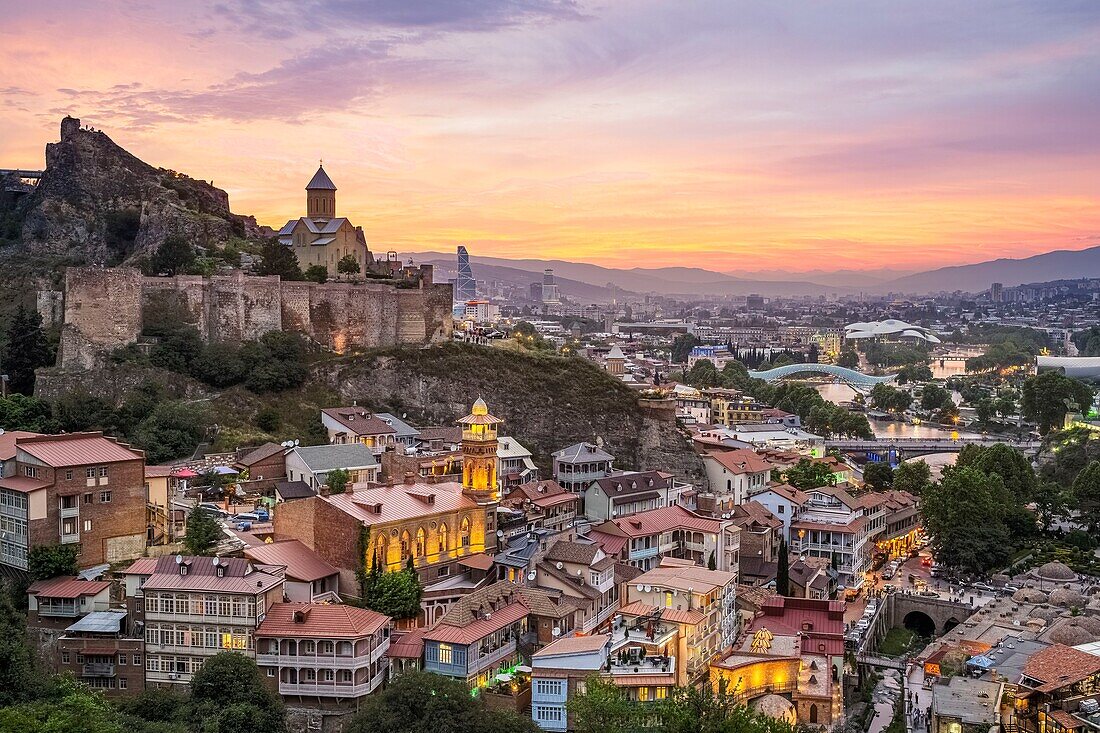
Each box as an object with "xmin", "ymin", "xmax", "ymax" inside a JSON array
[{"xmin": 814, "ymin": 382, "xmax": 982, "ymax": 440}]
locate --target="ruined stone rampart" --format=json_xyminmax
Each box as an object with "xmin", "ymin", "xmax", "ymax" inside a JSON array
[{"xmin": 57, "ymin": 267, "xmax": 453, "ymax": 368}]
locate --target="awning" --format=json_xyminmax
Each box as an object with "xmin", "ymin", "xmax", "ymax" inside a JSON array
[
  {"xmin": 173, "ymin": 469, "xmax": 199, "ymax": 479},
  {"xmin": 967, "ymin": 655, "xmax": 995, "ymax": 670},
  {"xmin": 212, "ymin": 466, "xmax": 239, "ymax": 475},
  {"xmin": 514, "ymin": 665, "xmax": 532, "ymax": 673}
]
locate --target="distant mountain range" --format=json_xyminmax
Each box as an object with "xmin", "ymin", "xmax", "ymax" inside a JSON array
[
  {"xmin": 881, "ymin": 245, "xmax": 1100, "ymax": 293},
  {"xmin": 407, "ymin": 244, "xmax": 1100, "ymax": 300}
]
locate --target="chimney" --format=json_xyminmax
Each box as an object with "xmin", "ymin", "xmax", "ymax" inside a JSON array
[{"xmin": 404, "ymin": 472, "xmax": 415, "ymax": 485}]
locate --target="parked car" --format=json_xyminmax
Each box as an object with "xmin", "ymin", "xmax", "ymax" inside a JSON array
[
  {"xmin": 1002, "ymin": 585, "xmax": 1021, "ymax": 595},
  {"xmin": 971, "ymin": 582, "xmax": 996, "ymax": 593},
  {"xmin": 198, "ymin": 503, "xmax": 229, "ymax": 517},
  {"xmin": 918, "ymin": 590, "xmax": 938, "ymax": 598},
  {"xmin": 232, "ymin": 512, "xmax": 260, "ymax": 523},
  {"xmin": 882, "ymin": 568, "xmax": 895, "ymax": 580},
  {"xmin": 1080, "ymin": 699, "xmax": 1099, "ymax": 715}
]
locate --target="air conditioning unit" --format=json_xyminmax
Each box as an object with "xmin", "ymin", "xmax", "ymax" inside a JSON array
[{"xmin": 167, "ymin": 672, "xmax": 179, "ymax": 680}]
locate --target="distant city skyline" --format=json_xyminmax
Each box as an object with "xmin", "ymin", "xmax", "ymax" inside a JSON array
[{"xmin": 2, "ymin": 1, "xmax": 1099, "ymax": 272}]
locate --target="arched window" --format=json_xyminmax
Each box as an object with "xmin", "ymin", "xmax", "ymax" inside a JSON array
[
  {"xmin": 460, "ymin": 517, "xmax": 471, "ymax": 548},
  {"xmin": 438, "ymin": 523, "xmax": 448, "ymax": 553},
  {"xmin": 809, "ymin": 704, "xmax": 818, "ymax": 724},
  {"xmin": 416, "ymin": 527, "xmax": 426, "ymax": 557},
  {"xmin": 374, "ymin": 535, "xmax": 387, "ymax": 568},
  {"xmin": 400, "ymin": 531, "xmax": 411, "ymax": 559}
]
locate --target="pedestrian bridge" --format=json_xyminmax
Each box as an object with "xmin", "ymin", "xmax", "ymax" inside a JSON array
[{"xmin": 748, "ymin": 363, "xmax": 897, "ymax": 390}]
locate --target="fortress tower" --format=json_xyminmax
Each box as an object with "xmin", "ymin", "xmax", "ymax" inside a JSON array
[{"xmin": 457, "ymin": 397, "xmax": 504, "ymax": 505}]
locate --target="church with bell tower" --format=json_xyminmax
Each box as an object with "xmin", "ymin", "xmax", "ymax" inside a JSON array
[
  {"xmin": 276, "ymin": 163, "xmax": 374, "ymax": 277},
  {"xmin": 457, "ymin": 397, "xmax": 504, "ymax": 505}
]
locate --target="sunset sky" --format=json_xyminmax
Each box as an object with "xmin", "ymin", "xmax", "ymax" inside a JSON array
[{"xmin": 2, "ymin": 1, "xmax": 1099, "ymax": 273}]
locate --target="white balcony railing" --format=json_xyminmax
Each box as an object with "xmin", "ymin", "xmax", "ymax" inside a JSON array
[
  {"xmin": 278, "ymin": 681, "xmax": 376, "ymax": 697},
  {"xmin": 256, "ymin": 653, "xmax": 368, "ymax": 670}
]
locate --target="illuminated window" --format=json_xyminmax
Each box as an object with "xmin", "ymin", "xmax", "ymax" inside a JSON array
[
  {"xmin": 461, "ymin": 517, "xmax": 471, "ymax": 547},
  {"xmin": 438, "ymin": 523, "xmax": 448, "ymax": 552},
  {"xmin": 656, "ymin": 687, "xmax": 667, "ymax": 700},
  {"xmin": 400, "ymin": 531, "xmax": 411, "ymax": 559},
  {"xmin": 438, "ymin": 643, "xmax": 453, "ymax": 665},
  {"xmin": 638, "ymin": 687, "xmax": 649, "ymax": 701},
  {"xmin": 416, "ymin": 527, "xmax": 426, "ymax": 557}
]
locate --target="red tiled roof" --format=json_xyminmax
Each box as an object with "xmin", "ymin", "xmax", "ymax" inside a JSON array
[
  {"xmin": 706, "ymin": 449, "xmax": 775, "ymax": 475},
  {"xmin": 16, "ymin": 433, "xmax": 142, "ymax": 467},
  {"xmin": 534, "ymin": 633, "xmax": 611, "ymax": 657},
  {"xmin": 588, "ymin": 530, "xmax": 629, "ymax": 558},
  {"xmin": 1023, "ymin": 644, "xmax": 1100, "ymax": 691},
  {"xmin": 760, "ymin": 482, "xmax": 810, "ymax": 505},
  {"xmin": 236, "ymin": 442, "xmax": 287, "ymax": 467},
  {"xmin": 0, "ymin": 475, "xmax": 50, "ymax": 493},
  {"xmin": 387, "ymin": 627, "xmax": 427, "ymax": 658},
  {"xmin": 609, "ymin": 673, "xmax": 676, "ymax": 687},
  {"xmin": 748, "ymin": 596, "xmax": 846, "ymax": 656},
  {"xmin": 27, "ymin": 577, "xmax": 111, "ymax": 599},
  {"xmin": 321, "ymin": 408, "xmax": 397, "ymax": 436},
  {"xmin": 598, "ymin": 505, "xmax": 723, "ymax": 538},
  {"xmin": 423, "ymin": 601, "xmax": 529, "ymax": 645},
  {"xmin": 0, "ymin": 430, "xmax": 40, "ymax": 461},
  {"xmin": 458, "ymin": 553, "xmax": 495, "ymax": 571},
  {"xmin": 139, "ymin": 555, "xmax": 283, "ymax": 594},
  {"xmin": 243, "ymin": 540, "xmax": 338, "ymax": 582},
  {"xmin": 256, "ymin": 602, "xmax": 389, "ymax": 638},
  {"xmin": 121, "ymin": 557, "xmax": 159, "ymax": 575},
  {"xmin": 324, "ymin": 481, "xmax": 480, "ymax": 526}
]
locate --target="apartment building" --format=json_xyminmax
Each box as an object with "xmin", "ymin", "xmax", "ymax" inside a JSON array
[
  {"xmin": 551, "ymin": 442, "xmax": 614, "ymax": 495},
  {"xmin": 256, "ymin": 603, "xmax": 391, "ymax": 703},
  {"xmin": 699, "ymin": 449, "xmax": 776, "ymax": 515},
  {"xmin": 617, "ymin": 560, "xmax": 738, "ymax": 685},
  {"xmin": 531, "ymin": 634, "xmax": 611, "ymax": 731},
  {"xmin": 0, "ymin": 432, "xmax": 146, "ymax": 570},
  {"xmin": 501, "ymin": 480, "xmax": 579, "ymax": 537},
  {"xmin": 589, "ymin": 504, "xmax": 740, "ymax": 573},
  {"xmin": 534, "ymin": 540, "xmax": 619, "ymax": 633},
  {"xmin": 788, "ymin": 487, "xmax": 871, "ymax": 593},
  {"xmin": 122, "ymin": 555, "xmax": 285, "ymax": 686},
  {"xmin": 583, "ymin": 470, "xmax": 692, "ymax": 522}
]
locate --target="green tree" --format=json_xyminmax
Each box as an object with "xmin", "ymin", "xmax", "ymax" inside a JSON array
[
  {"xmin": 784, "ymin": 458, "xmax": 836, "ymax": 490},
  {"xmin": 0, "ymin": 587, "xmax": 38, "ymax": 706},
  {"xmin": 863, "ymin": 462, "xmax": 894, "ymax": 491},
  {"xmin": 956, "ymin": 443, "xmax": 1036, "ymax": 503},
  {"xmin": 1071, "ymin": 459, "xmax": 1100, "ymax": 531},
  {"xmin": 303, "ymin": 264, "xmax": 328, "ymax": 283},
  {"xmin": 326, "ymin": 467, "xmax": 350, "ymax": 494},
  {"xmin": 257, "ymin": 239, "xmax": 303, "ymax": 280},
  {"xmin": 189, "ymin": 652, "xmax": 286, "ymax": 733},
  {"xmin": 920, "ymin": 384, "xmax": 952, "ymax": 411},
  {"xmin": 655, "ymin": 679, "xmax": 796, "ymax": 733},
  {"xmin": 242, "ymin": 332, "xmax": 308, "ymax": 394},
  {"xmin": 52, "ymin": 389, "xmax": 113, "ymax": 432},
  {"xmin": 189, "ymin": 342, "xmax": 248, "ymax": 388},
  {"xmin": 0, "ymin": 394, "xmax": 59, "ymax": 432},
  {"xmin": 27, "ymin": 544, "xmax": 79, "ymax": 580},
  {"xmin": 337, "ymin": 254, "xmax": 361, "ymax": 278},
  {"xmin": 255, "ymin": 406, "xmax": 281, "ymax": 433},
  {"xmin": 131, "ymin": 401, "xmax": 206, "ymax": 463},
  {"xmin": 671, "ymin": 334, "xmax": 700, "ymax": 364},
  {"xmin": 365, "ymin": 568, "xmax": 423, "ymax": 620},
  {"xmin": 922, "ymin": 466, "xmax": 1012, "ymax": 574},
  {"xmin": 0, "ymin": 677, "xmax": 121, "ymax": 733},
  {"xmin": 1022, "ymin": 371, "xmax": 1094, "ymax": 434},
  {"xmin": 184, "ymin": 507, "xmax": 222, "ymax": 556},
  {"xmin": 708, "ymin": 550, "xmax": 717, "ymax": 571},
  {"xmin": 870, "ymin": 383, "xmax": 912, "ymax": 414},
  {"xmin": 685, "ymin": 358, "xmax": 721, "ymax": 388},
  {"xmin": 1032, "ymin": 481, "xmax": 1068, "ymax": 531},
  {"xmin": 347, "ymin": 671, "xmax": 539, "ymax": 733},
  {"xmin": 150, "ymin": 234, "xmax": 195, "ymax": 276},
  {"xmin": 1, "ymin": 303, "xmax": 54, "ymax": 394},
  {"xmin": 892, "ymin": 460, "xmax": 931, "ymax": 497},
  {"xmin": 975, "ymin": 398, "xmax": 995, "ymax": 423},
  {"xmin": 567, "ymin": 675, "xmax": 638, "ymax": 733},
  {"xmin": 836, "ymin": 350, "xmax": 859, "ymax": 369},
  {"xmin": 776, "ymin": 538, "xmax": 790, "ymax": 596},
  {"xmin": 896, "ymin": 363, "xmax": 933, "ymax": 384}
]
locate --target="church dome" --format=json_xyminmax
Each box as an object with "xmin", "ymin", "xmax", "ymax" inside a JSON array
[
  {"xmin": 750, "ymin": 695, "xmax": 796, "ymax": 725},
  {"xmin": 472, "ymin": 397, "xmax": 488, "ymax": 415}
]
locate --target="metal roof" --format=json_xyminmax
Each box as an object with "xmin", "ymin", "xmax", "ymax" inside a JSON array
[
  {"xmin": 16, "ymin": 433, "xmax": 142, "ymax": 467},
  {"xmin": 243, "ymin": 540, "xmax": 338, "ymax": 582},
  {"xmin": 66, "ymin": 609, "xmax": 127, "ymax": 634},
  {"xmin": 305, "ymin": 165, "xmax": 337, "ymax": 190},
  {"xmin": 290, "ymin": 443, "xmax": 380, "ymax": 473},
  {"xmin": 27, "ymin": 577, "xmax": 112, "ymax": 599}
]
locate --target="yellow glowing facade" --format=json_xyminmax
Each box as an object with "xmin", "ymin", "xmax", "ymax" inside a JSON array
[{"xmin": 457, "ymin": 397, "xmax": 504, "ymax": 504}]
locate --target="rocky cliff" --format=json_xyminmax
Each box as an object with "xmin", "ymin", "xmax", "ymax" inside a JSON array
[
  {"xmin": 13, "ymin": 116, "xmax": 267, "ymax": 265},
  {"xmin": 317, "ymin": 343, "xmax": 704, "ymax": 479}
]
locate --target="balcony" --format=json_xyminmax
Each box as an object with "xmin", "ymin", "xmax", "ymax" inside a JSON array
[
  {"xmin": 257, "ymin": 653, "xmax": 368, "ymax": 670},
  {"xmin": 609, "ymin": 655, "xmax": 676, "ymax": 677},
  {"xmin": 60, "ymin": 532, "xmax": 80, "ymax": 545},
  {"xmin": 471, "ymin": 642, "xmax": 516, "ymax": 673},
  {"xmin": 82, "ymin": 663, "xmax": 116, "ymax": 677},
  {"xmin": 279, "ymin": 681, "xmax": 376, "ymax": 698}
]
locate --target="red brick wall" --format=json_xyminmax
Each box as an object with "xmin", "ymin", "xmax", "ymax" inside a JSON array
[
  {"xmin": 274, "ymin": 497, "xmax": 362, "ymax": 595},
  {"xmin": 27, "ymin": 457, "xmax": 146, "ymax": 567}
]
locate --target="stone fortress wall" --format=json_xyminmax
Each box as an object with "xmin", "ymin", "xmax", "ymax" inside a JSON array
[{"xmin": 56, "ymin": 266, "xmax": 453, "ymax": 369}]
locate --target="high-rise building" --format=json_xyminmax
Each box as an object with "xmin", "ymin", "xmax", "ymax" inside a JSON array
[
  {"xmin": 541, "ymin": 269, "xmax": 560, "ymax": 304},
  {"xmin": 991, "ymin": 282, "xmax": 1004, "ymax": 303},
  {"xmin": 455, "ymin": 245, "xmax": 477, "ymax": 302}
]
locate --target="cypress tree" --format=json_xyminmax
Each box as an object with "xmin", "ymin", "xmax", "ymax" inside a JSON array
[{"xmin": 776, "ymin": 538, "xmax": 790, "ymax": 596}]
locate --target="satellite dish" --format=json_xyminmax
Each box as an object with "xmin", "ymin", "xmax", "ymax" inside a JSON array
[
  {"xmin": 527, "ymin": 572, "xmax": 536, "ymax": 581},
  {"xmin": 577, "ymin": 569, "xmax": 583, "ymax": 576},
  {"xmin": 175, "ymin": 555, "xmax": 183, "ymax": 564},
  {"xmin": 556, "ymin": 562, "xmax": 564, "ymax": 570},
  {"xmin": 294, "ymin": 439, "xmax": 300, "ymax": 446},
  {"xmin": 636, "ymin": 584, "xmax": 644, "ymax": 592},
  {"xmin": 211, "ymin": 557, "xmax": 219, "ymax": 566},
  {"xmin": 496, "ymin": 530, "xmax": 504, "ymax": 538},
  {"xmin": 552, "ymin": 627, "xmax": 561, "ymax": 637},
  {"xmin": 643, "ymin": 585, "xmax": 651, "ymax": 592}
]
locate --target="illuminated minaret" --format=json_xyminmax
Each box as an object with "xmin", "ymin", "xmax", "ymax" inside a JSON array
[{"xmin": 457, "ymin": 397, "xmax": 503, "ymax": 505}]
